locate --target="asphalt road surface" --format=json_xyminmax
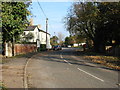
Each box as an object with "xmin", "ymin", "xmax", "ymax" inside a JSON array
[{"xmin": 26, "ymin": 48, "xmax": 119, "ymax": 88}]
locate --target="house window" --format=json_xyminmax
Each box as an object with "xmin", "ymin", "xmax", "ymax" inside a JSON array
[{"xmin": 23, "ymin": 32, "xmax": 26, "ymax": 35}]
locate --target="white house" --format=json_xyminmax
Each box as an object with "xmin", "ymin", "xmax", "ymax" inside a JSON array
[{"xmin": 22, "ymin": 25, "xmax": 52, "ymax": 49}]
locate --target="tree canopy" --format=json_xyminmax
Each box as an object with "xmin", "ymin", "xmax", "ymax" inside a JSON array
[
  {"xmin": 65, "ymin": 2, "xmax": 120, "ymax": 53},
  {"xmin": 65, "ymin": 35, "xmax": 76, "ymax": 46},
  {"xmin": 2, "ymin": 2, "xmax": 31, "ymax": 42},
  {"xmin": 50, "ymin": 36, "xmax": 58, "ymax": 46}
]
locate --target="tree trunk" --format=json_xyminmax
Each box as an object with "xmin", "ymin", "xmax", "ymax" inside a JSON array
[
  {"xmin": 93, "ymin": 40, "xmax": 106, "ymax": 53},
  {"xmin": 12, "ymin": 36, "xmax": 15, "ymax": 56},
  {"xmin": 2, "ymin": 41, "xmax": 6, "ymax": 56}
]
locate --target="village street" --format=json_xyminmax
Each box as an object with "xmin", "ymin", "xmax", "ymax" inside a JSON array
[
  {"xmin": 1, "ymin": 47, "xmax": 119, "ymax": 89},
  {"xmin": 25, "ymin": 48, "xmax": 118, "ymax": 88}
]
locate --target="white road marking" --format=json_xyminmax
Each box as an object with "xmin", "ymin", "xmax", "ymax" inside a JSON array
[
  {"xmin": 61, "ymin": 54, "xmax": 72, "ymax": 65},
  {"xmin": 60, "ymin": 54, "xmax": 63, "ymax": 59},
  {"xmin": 77, "ymin": 68, "xmax": 104, "ymax": 82},
  {"xmin": 64, "ymin": 59, "xmax": 72, "ymax": 65},
  {"xmin": 68, "ymin": 63, "xmax": 72, "ymax": 65},
  {"xmin": 85, "ymin": 62, "xmax": 97, "ymax": 67},
  {"xmin": 64, "ymin": 60, "xmax": 68, "ymax": 62}
]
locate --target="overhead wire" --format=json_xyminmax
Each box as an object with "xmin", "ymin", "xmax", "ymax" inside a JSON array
[
  {"xmin": 37, "ymin": 0, "xmax": 55, "ymax": 36},
  {"xmin": 37, "ymin": 0, "xmax": 47, "ymax": 18}
]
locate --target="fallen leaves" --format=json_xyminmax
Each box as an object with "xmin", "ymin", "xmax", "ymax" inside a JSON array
[{"xmin": 82, "ymin": 55, "xmax": 120, "ymax": 70}]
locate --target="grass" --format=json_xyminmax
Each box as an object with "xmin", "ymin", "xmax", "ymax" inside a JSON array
[
  {"xmin": 84, "ymin": 55, "xmax": 120, "ymax": 69},
  {"xmin": 0, "ymin": 81, "xmax": 7, "ymax": 90},
  {"xmin": 75, "ymin": 50, "xmax": 120, "ymax": 70}
]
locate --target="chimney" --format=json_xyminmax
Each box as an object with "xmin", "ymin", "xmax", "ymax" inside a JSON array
[
  {"xmin": 29, "ymin": 18, "xmax": 33, "ymax": 26},
  {"xmin": 37, "ymin": 24, "xmax": 41, "ymax": 29}
]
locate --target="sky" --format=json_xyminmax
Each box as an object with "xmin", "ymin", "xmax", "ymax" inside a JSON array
[{"xmin": 28, "ymin": 1, "xmax": 74, "ymax": 39}]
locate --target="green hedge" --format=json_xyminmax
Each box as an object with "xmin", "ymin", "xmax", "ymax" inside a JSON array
[{"xmin": 40, "ymin": 44, "xmax": 46, "ymax": 51}]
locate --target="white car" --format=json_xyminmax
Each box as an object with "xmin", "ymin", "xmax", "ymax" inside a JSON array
[{"xmin": 68, "ymin": 45, "xmax": 71, "ymax": 47}]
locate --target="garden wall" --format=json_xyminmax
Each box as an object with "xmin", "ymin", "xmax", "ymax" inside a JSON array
[
  {"xmin": 5, "ymin": 42, "xmax": 37, "ymax": 57},
  {"xmin": 14, "ymin": 44, "xmax": 37, "ymax": 56}
]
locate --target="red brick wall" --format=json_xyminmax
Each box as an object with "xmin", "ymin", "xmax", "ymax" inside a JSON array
[{"xmin": 14, "ymin": 44, "xmax": 37, "ymax": 55}]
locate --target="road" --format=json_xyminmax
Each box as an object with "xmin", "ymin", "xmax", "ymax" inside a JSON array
[{"xmin": 26, "ymin": 48, "xmax": 119, "ymax": 88}]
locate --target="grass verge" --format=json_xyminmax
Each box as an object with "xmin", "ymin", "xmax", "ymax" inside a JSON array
[{"xmin": 75, "ymin": 50, "xmax": 120, "ymax": 70}]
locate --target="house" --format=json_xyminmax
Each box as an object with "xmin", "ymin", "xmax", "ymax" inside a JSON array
[{"xmin": 21, "ymin": 25, "xmax": 52, "ymax": 50}]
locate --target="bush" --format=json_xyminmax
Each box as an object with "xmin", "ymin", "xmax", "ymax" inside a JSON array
[{"xmin": 40, "ymin": 44, "xmax": 46, "ymax": 51}]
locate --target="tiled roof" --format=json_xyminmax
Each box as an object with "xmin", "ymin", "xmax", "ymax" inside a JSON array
[
  {"xmin": 24, "ymin": 25, "xmax": 50, "ymax": 35},
  {"xmin": 38, "ymin": 29, "xmax": 50, "ymax": 35},
  {"xmin": 24, "ymin": 25, "xmax": 38, "ymax": 31}
]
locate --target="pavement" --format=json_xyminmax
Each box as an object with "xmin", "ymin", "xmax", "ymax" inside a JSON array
[{"xmin": 1, "ymin": 52, "xmax": 37, "ymax": 88}]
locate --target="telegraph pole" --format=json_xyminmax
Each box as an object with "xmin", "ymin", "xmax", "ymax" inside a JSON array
[{"xmin": 46, "ymin": 18, "xmax": 48, "ymax": 50}]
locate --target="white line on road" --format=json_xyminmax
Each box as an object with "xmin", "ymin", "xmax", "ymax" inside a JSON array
[
  {"xmin": 60, "ymin": 54, "xmax": 63, "ymax": 59},
  {"xmin": 64, "ymin": 60, "xmax": 68, "ymax": 63},
  {"xmin": 60, "ymin": 53, "xmax": 72, "ymax": 65},
  {"xmin": 68, "ymin": 63, "xmax": 72, "ymax": 65},
  {"xmin": 77, "ymin": 68, "xmax": 104, "ymax": 82},
  {"xmin": 64, "ymin": 60, "xmax": 72, "ymax": 65}
]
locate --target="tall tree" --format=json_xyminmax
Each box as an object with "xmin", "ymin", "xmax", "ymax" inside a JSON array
[
  {"xmin": 2, "ymin": 2, "xmax": 31, "ymax": 43},
  {"xmin": 65, "ymin": 2, "xmax": 120, "ymax": 53},
  {"xmin": 65, "ymin": 35, "xmax": 76, "ymax": 46},
  {"xmin": 2, "ymin": 1, "xmax": 31, "ymax": 55}
]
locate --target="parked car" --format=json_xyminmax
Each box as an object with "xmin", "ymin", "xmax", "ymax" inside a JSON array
[
  {"xmin": 67, "ymin": 45, "xmax": 71, "ymax": 47},
  {"xmin": 52, "ymin": 45, "xmax": 62, "ymax": 50}
]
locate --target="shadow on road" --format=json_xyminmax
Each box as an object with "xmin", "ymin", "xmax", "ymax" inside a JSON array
[{"xmin": 31, "ymin": 50, "xmax": 119, "ymax": 72}]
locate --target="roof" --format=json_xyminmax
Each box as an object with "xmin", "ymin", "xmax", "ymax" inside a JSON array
[
  {"xmin": 24, "ymin": 25, "xmax": 50, "ymax": 35},
  {"xmin": 24, "ymin": 25, "xmax": 38, "ymax": 31},
  {"xmin": 38, "ymin": 29, "xmax": 50, "ymax": 35}
]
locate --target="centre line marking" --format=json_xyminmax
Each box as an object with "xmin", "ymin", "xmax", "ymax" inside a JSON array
[
  {"xmin": 61, "ymin": 53, "xmax": 72, "ymax": 65},
  {"xmin": 77, "ymin": 68, "xmax": 104, "ymax": 82},
  {"xmin": 60, "ymin": 54, "xmax": 63, "ymax": 59},
  {"xmin": 64, "ymin": 60, "xmax": 68, "ymax": 62},
  {"xmin": 64, "ymin": 59, "xmax": 72, "ymax": 65},
  {"xmin": 68, "ymin": 62, "xmax": 72, "ymax": 65}
]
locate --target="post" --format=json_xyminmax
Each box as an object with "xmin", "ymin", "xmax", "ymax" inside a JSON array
[
  {"xmin": 46, "ymin": 18, "xmax": 48, "ymax": 50},
  {"xmin": 12, "ymin": 35, "xmax": 15, "ymax": 56}
]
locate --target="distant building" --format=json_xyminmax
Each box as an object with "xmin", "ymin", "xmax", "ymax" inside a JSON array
[{"xmin": 21, "ymin": 25, "xmax": 52, "ymax": 49}]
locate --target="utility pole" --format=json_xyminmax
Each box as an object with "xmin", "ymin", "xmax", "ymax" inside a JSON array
[{"xmin": 46, "ymin": 18, "xmax": 48, "ymax": 50}]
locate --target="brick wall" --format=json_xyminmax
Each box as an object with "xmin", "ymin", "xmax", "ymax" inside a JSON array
[{"xmin": 14, "ymin": 44, "xmax": 37, "ymax": 56}]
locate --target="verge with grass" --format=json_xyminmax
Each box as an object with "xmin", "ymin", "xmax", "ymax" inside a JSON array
[{"xmin": 75, "ymin": 50, "xmax": 120, "ymax": 70}]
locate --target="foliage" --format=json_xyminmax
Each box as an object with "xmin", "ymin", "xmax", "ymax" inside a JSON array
[
  {"xmin": 65, "ymin": 35, "xmax": 86, "ymax": 46},
  {"xmin": 65, "ymin": 2, "xmax": 120, "ymax": 53},
  {"xmin": 73, "ymin": 35, "xmax": 86, "ymax": 44},
  {"xmin": 2, "ymin": 2, "xmax": 31, "ymax": 42},
  {"xmin": 40, "ymin": 44, "xmax": 46, "ymax": 51},
  {"xmin": 50, "ymin": 36, "xmax": 58, "ymax": 46},
  {"xmin": 65, "ymin": 35, "xmax": 76, "ymax": 46}
]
